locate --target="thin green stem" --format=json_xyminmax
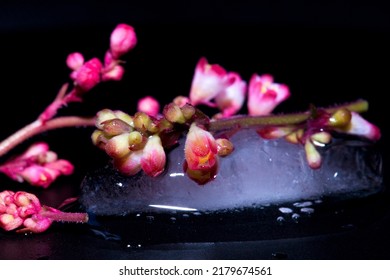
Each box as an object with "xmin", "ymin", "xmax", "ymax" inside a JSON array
[{"xmin": 209, "ymin": 99, "xmax": 368, "ymax": 132}]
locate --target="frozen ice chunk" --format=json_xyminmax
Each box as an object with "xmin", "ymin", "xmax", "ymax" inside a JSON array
[{"xmin": 80, "ymin": 129, "xmax": 383, "ymax": 215}]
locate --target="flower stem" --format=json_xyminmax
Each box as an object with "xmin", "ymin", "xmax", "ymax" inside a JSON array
[
  {"xmin": 41, "ymin": 208, "xmax": 89, "ymax": 223},
  {"xmin": 209, "ymin": 99, "xmax": 369, "ymax": 132},
  {"xmin": 0, "ymin": 116, "xmax": 96, "ymax": 158}
]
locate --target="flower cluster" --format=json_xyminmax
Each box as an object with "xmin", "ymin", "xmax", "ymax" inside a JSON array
[
  {"xmin": 92, "ymin": 101, "xmax": 234, "ymax": 183},
  {"xmin": 0, "ymin": 142, "xmax": 73, "ymax": 188},
  {"xmin": 0, "ymin": 190, "xmax": 88, "ymax": 233},
  {"xmin": 0, "ymin": 22, "xmax": 382, "ymax": 234},
  {"xmin": 182, "ymin": 57, "xmax": 290, "ymax": 118},
  {"xmin": 258, "ymin": 108, "xmax": 381, "ymax": 168}
]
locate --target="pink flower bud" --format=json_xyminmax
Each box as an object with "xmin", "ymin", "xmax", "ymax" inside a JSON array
[
  {"xmin": 0, "ymin": 142, "xmax": 74, "ymax": 188},
  {"xmin": 75, "ymin": 58, "xmax": 102, "ymax": 92},
  {"xmin": 114, "ymin": 150, "xmax": 143, "ymax": 176},
  {"xmin": 102, "ymin": 65, "xmax": 125, "ymax": 81},
  {"xmin": 189, "ymin": 57, "xmax": 233, "ymax": 106},
  {"xmin": 137, "ymin": 96, "xmax": 160, "ymax": 117},
  {"xmin": 247, "ymin": 74, "xmax": 290, "ymax": 116},
  {"xmin": 0, "ymin": 190, "xmax": 88, "ymax": 233},
  {"xmin": 184, "ymin": 123, "xmax": 218, "ymax": 171},
  {"xmin": 215, "ymin": 72, "xmax": 247, "ymax": 117},
  {"xmin": 110, "ymin": 24, "xmax": 137, "ymax": 59},
  {"xmin": 141, "ymin": 135, "xmax": 166, "ymax": 177},
  {"xmin": 66, "ymin": 52, "xmax": 84, "ymax": 70},
  {"xmin": 337, "ymin": 112, "xmax": 381, "ymax": 141}
]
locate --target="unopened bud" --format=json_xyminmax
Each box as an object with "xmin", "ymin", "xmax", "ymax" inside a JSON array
[
  {"xmin": 181, "ymin": 104, "xmax": 196, "ymax": 120},
  {"xmin": 105, "ymin": 133, "xmax": 131, "ymax": 158},
  {"xmin": 102, "ymin": 118, "xmax": 132, "ymax": 136},
  {"xmin": 329, "ymin": 109, "xmax": 352, "ymax": 128},
  {"xmin": 96, "ymin": 109, "xmax": 117, "ymax": 129},
  {"xmin": 133, "ymin": 112, "xmax": 151, "ymax": 132},
  {"xmin": 310, "ymin": 131, "xmax": 332, "ymax": 146},
  {"xmin": 216, "ymin": 138, "xmax": 234, "ymax": 157},
  {"xmin": 163, "ymin": 103, "xmax": 186, "ymax": 124}
]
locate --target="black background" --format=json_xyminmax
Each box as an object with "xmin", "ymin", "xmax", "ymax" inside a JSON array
[{"xmin": 0, "ymin": 0, "xmax": 390, "ymax": 259}]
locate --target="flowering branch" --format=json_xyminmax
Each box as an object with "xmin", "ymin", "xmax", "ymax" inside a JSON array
[
  {"xmin": 0, "ymin": 116, "xmax": 95, "ymax": 158},
  {"xmin": 0, "ymin": 23, "xmax": 136, "ymax": 189},
  {"xmin": 208, "ymin": 99, "xmax": 369, "ymax": 132}
]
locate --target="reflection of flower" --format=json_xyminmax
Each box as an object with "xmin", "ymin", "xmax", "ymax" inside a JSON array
[
  {"xmin": 248, "ymin": 74, "xmax": 290, "ymax": 116},
  {"xmin": 0, "ymin": 142, "xmax": 73, "ymax": 188}
]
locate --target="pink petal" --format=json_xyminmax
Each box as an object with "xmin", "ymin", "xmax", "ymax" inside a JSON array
[
  {"xmin": 141, "ymin": 135, "xmax": 166, "ymax": 177},
  {"xmin": 248, "ymin": 74, "xmax": 290, "ymax": 116},
  {"xmin": 66, "ymin": 52, "xmax": 84, "ymax": 70},
  {"xmin": 137, "ymin": 96, "xmax": 160, "ymax": 117},
  {"xmin": 189, "ymin": 57, "xmax": 230, "ymax": 105},
  {"xmin": 215, "ymin": 72, "xmax": 247, "ymax": 117},
  {"xmin": 110, "ymin": 24, "xmax": 137, "ymax": 59}
]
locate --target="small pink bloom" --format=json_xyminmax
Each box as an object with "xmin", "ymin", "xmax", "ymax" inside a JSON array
[
  {"xmin": 114, "ymin": 150, "xmax": 143, "ymax": 176},
  {"xmin": 141, "ymin": 135, "xmax": 166, "ymax": 177},
  {"xmin": 74, "ymin": 58, "xmax": 103, "ymax": 92},
  {"xmin": 0, "ymin": 191, "xmax": 88, "ymax": 233},
  {"xmin": 0, "ymin": 142, "xmax": 74, "ymax": 188},
  {"xmin": 215, "ymin": 72, "xmax": 247, "ymax": 117},
  {"xmin": 247, "ymin": 74, "xmax": 290, "ymax": 116},
  {"xmin": 66, "ymin": 52, "xmax": 84, "ymax": 71},
  {"xmin": 137, "ymin": 96, "xmax": 160, "ymax": 117},
  {"xmin": 173, "ymin": 96, "xmax": 191, "ymax": 107},
  {"xmin": 102, "ymin": 64, "xmax": 125, "ymax": 81},
  {"xmin": 110, "ymin": 23, "xmax": 137, "ymax": 59},
  {"xmin": 184, "ymin": 123, "xmax": 218, "ymax": 171},
  {"xmin": 189, "ymin": 57, "xmax": 233, "ymax": 106},
  {"xmin": 338, "ymin": 112, "xmax": 381, "ymax": 141}
]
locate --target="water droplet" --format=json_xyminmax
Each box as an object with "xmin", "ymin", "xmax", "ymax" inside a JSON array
[
  {"xmin": 300, "ymin": 207, "xmax": 315, "ymax": 214},
  {"xmin": 192, "ymin": 212, "xmax": 202, "ymax": 216},
  {"xmin": 291, "ymin": 213, "xmax": 300, "ymax": 222},
  {"xmin": 146, "ymin": 215, "xmax": 155, "ymax": 223},
  {"xmin": 314, "ymin": 199, "xmax": 323, "ymax": 204},
  {"xmin": 170, "ymin": 217, "xmax": 177, "ymax": 223},
  {"xmin": 293, "ymin": 201, "xmax": 313, "ymax": 208},
  {"xmin": 279, "ymin": 207, "xmax": 293, "ymax": 214},
  {"xmin": 182, "ymin": 214, "xmax": 190, "ymax": 218},
  {"xmin": 276, "ymin": 216, "xmax": 285, "ymax": 224}
]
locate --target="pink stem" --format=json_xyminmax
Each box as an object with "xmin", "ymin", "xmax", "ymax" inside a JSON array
[
  {"xmin": 0, "ymin": 116, "xmax": 96, "ymax": 158},
  {"xmin": 41, "ymin": 208, "xmax": 89, "ymax": 223}
]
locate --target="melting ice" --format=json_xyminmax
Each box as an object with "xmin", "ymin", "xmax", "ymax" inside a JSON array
[{"xmin": 80, "ymin": 129, "xmax": 383, "ymax": 215}]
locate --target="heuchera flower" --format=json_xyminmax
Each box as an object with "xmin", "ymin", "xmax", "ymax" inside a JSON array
[
  {"xmin": 189, "ymin": 57, "xmax": 234, "ymax": 106},
  {"xmin": 337, "ymin": 112, "xmax": 381, "ymax": 141},
  {"xmin": 247, "ymin": 74, "xmax": 290, "ymax": 116},
  {"xmin": 184, "ymin": 123, "xmax": 218, "ymax": 171},
  {"xmin": 0, "ymin": 190, "xmax": 88, "ymax": 233},
  {"xmin": 110, "ymin": 23, "xmax": 137, "ymax": 59},
  {"xmin": 215, "ymin": 72, "xmax": 247, "ymax": 117},
  {"xmin": 141, "ymin": 135, "xmax": 166, "ymax": 177},
  {"xmin": 137, "ymin": 96, "xmax": 160, "ymax": 117},
  {"xmin": 74, "ymin": 58, "xmax": 103, "ymax": 92},
  {"xmin": 66, "ymin": 52, "xmax": 84, "ymax": 71},
  {"xmin": 0, "ymin": 142, "xmax": 74, "ymax": 188}
]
